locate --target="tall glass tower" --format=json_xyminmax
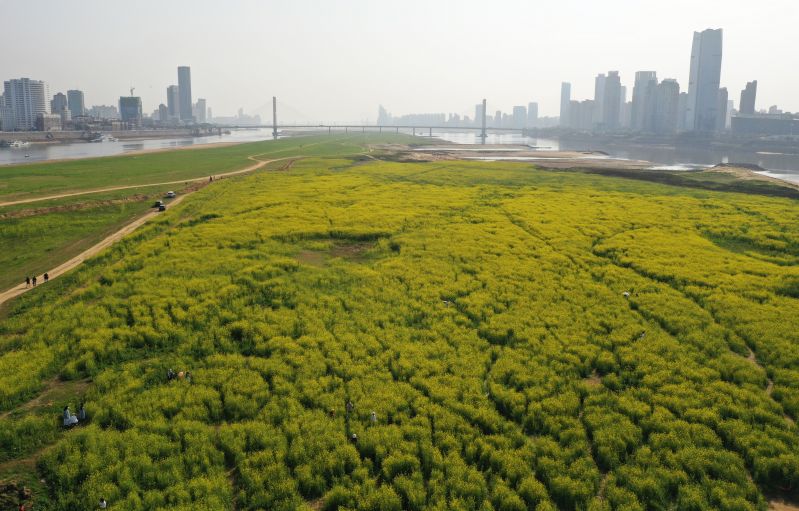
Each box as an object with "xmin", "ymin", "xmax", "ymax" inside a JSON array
[
  {"xmin": 178, "ymin": 66, "xmax": 193, "ymax": 122},
  {"xmin": 685, "ymin": 29, "xmax": 723, "ymax": 132}
]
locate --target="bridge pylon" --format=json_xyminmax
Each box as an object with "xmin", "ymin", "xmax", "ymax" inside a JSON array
[{"xmin": 272, "ymin": 96, "xmax": 278, "ymax": 140}]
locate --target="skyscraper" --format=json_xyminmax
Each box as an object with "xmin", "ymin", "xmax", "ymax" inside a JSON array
[
  {"xmin": 602, "ymin": 71, "xmax": 621, "ymax": 130},
  {"xmin": 716, "ymin": 88, "xmax": 728, "ymax": 132},
  {"xmin": 527, "ymin": 102, "xmax": 538, "ymax": 127},
  {"xmin": 166, "ymin": 85, "xmax": 179, "ymax": 120},
  {"xmin": 593, "ymin": 73, "xmax": 606, "ymax": 127},
  {"xmin": 739, "ymin": 80, "xmax": 757, "ymax": 115},
  {"xmin": 631, "ymin": 71, "xmax": 658, "ymax": 131},
  {"xmin": 177, "ymin": 66, "xmax": 193, "ymax": 121},
  {"xmin": 158, "ymin": 104, "xmax": 168, "ymax": 122},
  {"xmin": 67, "ymin": 90, "xmax": 85, "ymax": 118},
  {"xmin": 560, "ymin": 83, "xmax": 571, "ymax": 126},
  {"xmin": 3, "ymin": 78, "xmax": 48, "ymax": 131},
  {"xmin": 685, "ymin": 28, "xmax": 723, "ymax": 132},
  {"xmin": 512, "ymin": 106, "xmax": 527, "ymax": 129},
  {"xmin": 474, "ymin": 103, "xmax": 484, "ymax": 127}
]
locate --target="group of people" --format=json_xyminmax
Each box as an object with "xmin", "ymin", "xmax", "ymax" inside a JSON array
[
  {"xmin": 167, "ymin": 368, "xmax": 192, "ymax": 383},
  {"xmin": 62, "ymin": 403, "xmax": 86, "ymax": 427},
  {"xmin": 332, "ymin": 400, "xmax": 379, "ymax": 444},
  {"xmin": 24, "ymin": 273, "xmax": 48, "ymax": 287}
]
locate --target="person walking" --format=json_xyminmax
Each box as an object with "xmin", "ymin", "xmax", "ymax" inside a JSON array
[
  {"xmin": 32, "ymin": 276, "xmax": 37, "ymax": 286},
  {"xmin": 43, "ymin": 273, "xmax": 49, "ymax": 283},
  {"xmin": 25, "ymin": 276, "xmax": 30, "ymax": 288}
]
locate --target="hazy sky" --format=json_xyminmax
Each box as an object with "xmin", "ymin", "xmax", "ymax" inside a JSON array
[{"xmin": 3, "ymin": 0, "xmax": 798, "ymax": 122}]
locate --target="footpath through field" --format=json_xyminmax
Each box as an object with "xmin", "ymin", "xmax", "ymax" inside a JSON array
[
  {"xmin": 0, "ymin": 155, "xmax": 272, "ymax": 208},
  {"xmin": 0, "ymin": 156, "xmax": 289, "ymax": 307}
]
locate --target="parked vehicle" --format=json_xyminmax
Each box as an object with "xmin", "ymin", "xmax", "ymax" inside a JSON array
[
  {"xmin": 166, "ymin": 191, "xmax": 176, "ymax": 198},
  {"xmin": 153, "ymin": 200, "xmax": 164, "ymax": 208},
  {"xmin": 158, "ymin": 204, "xmax": 166, "ymax": 212}
]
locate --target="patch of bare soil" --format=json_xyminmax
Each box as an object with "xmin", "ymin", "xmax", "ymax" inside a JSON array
[
  {"xmin": 295, "ymin": 241, "xmax": 376, "ymax": 267},
  {"xmin": 307, "ymin": 497, "xmax": 324, "ymax": 511},
  {"xmin": 770, "ymin": 500, "xmax": 799, "ymax": 511},
  {"xmin": 296, "ymin": 250, "xmax": 326, "ymax": 267},
  {"xmin": 330, "ymin": 241, "xmax": 375, "ymax": 260},
  {"xmin": 583, "ymin": 370, "xmax": 602, "ymax": 388}
]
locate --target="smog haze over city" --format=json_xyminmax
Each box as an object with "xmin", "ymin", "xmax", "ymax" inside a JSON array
[
  {"xmin": 4, "ymin": 2, "xmax": 799, "ymax": 510},
  {"xmin": 3, "ymin": 0, "xmax": 799, "ymax": 121}
]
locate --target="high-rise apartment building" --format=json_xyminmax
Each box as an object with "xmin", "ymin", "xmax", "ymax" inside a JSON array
[
  {"xmin": 631, "ymin": 72, "xmax": 658, "ymax": 131},
  {"xmin": 512, "ymin": 106, "xmax": 527, "ymax": 129},
  {"xmin": 167, "ymin": 85, "xmax": 180, "ymax": 120},
  {"xmin": 119, "ymin": 96, "xmax": 143, "ymax": 124},
  {"xmin": 593, "ymin": 73, "xmax": 606, "ymax": 126},
  {"xmin": 177, "ymin": 66, "xmax": 193, "ymax": 121},
  {"xmin": 3, "ymin": 78, "xmax": 48, "ymax": 130},
  {"xmin": 560, "ymin": 83, "xmax": 571, "ymax": 126},
  {"xmin": 474, "ymin": 103, "xmax": 484, "ymax": 127},
  {"xmin": 51, "ymin": 92, "xmax": 67, "ymax": 115},
  {"xmin": 677, "ymin": 92, "xmax": 688, "ymax": 131},
  {"xmin": 685, "ymin": 28, "xmax": 723, "ymax": 131},
  {"xmin": 195, "ymin": 98, "xmax": 207, "ymax": 123},
  {"xmin": 0, "ymin": 93, "xmax": 7, "ymax": 131},
  {"xmin": 653, "ymin": 79, "xmax": 681, "ymax": 134},
  {"xmin": 602, "ymin": 71, "xmax": 621, "ymax": 130},
  {"xmin": 67, "ymin": 90, "xmax": 85, "ymax": 118},
  {"xmin": 527, "ymin": 102, "xmax": 538, "ymax": 127},
  {"xmin": 739, "ymin": 80, "xmax": 757, "ymax": 115},
  {"xmin": 716, "ymin": 88, "xmax": 728, "ymax": 132}
]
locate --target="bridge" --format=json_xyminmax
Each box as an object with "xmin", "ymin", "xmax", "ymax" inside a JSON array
[
  {"xmin": 222, "ymin": 124, "xmax": 525, "ymax": 134},
  {"xmin": 216, "ymin": 97, "xmax": 526, "ymax": 143}
]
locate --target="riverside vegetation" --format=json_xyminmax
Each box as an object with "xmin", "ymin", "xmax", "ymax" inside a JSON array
[
  {"xmin": 0, "ymin": 135, "xmax": 415, "ymax": 292},
  {"xmin": 0, "ymin": 140, "xmax": 798, "ymax": 510}
]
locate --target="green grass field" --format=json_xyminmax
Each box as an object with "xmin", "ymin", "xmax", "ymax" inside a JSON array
[
  {"xmin": 0, "ymin": 134, "xmax": 419, "ymax": 202},
  {"xmin": 0, "ymin": 200, "xmax": 153, "ymax": 291},
  {"xmin": 1, "ymin": 146, "xmax": 798, "ymax": 510}
]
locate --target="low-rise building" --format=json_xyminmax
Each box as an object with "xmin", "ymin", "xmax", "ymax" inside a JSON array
[
  {"xmin": 36, "ymin": 112, "xmax": 62, "ymax": 131},
  {"xmin": 731, "ymin": 114, "xmax": 799, "ymax": 136}
]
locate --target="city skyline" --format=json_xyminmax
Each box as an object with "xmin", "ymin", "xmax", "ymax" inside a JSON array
[{"xmin": 1, "ymin": 0, "xmax": 798, "ymax": 122}]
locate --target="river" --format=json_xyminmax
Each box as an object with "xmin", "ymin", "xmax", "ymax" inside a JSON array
[
  {"xmin": 0, "ymin": 128, "xmax": 277, "ymax": 165},
  {"xmin": 3, "ymin": 128, "xmax": 799, "ymax": 185},
  {"xmin": 432, "ymin": 131, "xmax": 799, "ymax": 185}
]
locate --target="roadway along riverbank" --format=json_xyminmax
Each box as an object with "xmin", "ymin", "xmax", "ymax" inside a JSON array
[{"xmin": 0, "ymin": 156, "xmax": 290, "ymax": 307}]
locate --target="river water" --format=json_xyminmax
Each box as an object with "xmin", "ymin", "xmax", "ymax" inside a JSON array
[
  {"xmin": 432, "ymin": 131, "xmax": 799, "ymax": 185},
  {"xmin": 0, "ymin": 128, "xmax": 277, "ymax": 165},
  {"xmin": 3, "ymin": 128, "xmax": 799, "ymax": 185}
]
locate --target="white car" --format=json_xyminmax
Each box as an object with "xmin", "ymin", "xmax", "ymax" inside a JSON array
[{"xmin": 166, "ymin": 191, "xmax": 176, "ymax": 198}]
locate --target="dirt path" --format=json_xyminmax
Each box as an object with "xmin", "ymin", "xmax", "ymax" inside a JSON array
[
  {"xmin": 0, "ymin": 156, "xmax": 286, "ymax": 307},
  {"xmin": 0, "ymin": 155, "xmax": 273, "ymax": 208}
]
